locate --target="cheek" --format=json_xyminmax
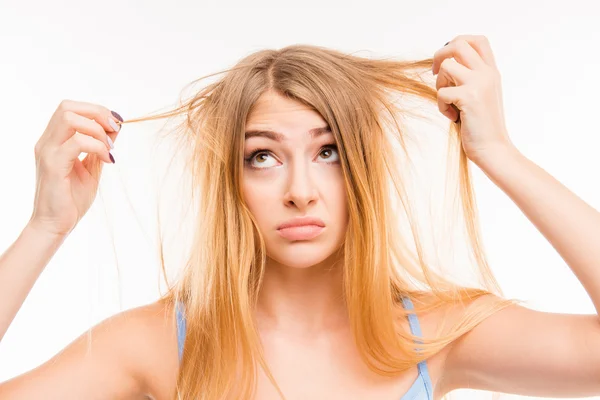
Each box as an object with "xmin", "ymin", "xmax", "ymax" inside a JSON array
[
  {"xmin": 321, "ymin": 174, "xmax": 348, "ymax": 224},
  {"xmin": 328, "ymin": 170, "xmax": 347, "ymax": 203},
  {"xmin": 242, "ymin": 177, "xmax": 275, "ymax": 224},
  {"xmin": 242, "ymin": 179, "xmax": 257, "ymax": 212},
  {"xmin": 335, "ymin": 187, "xmax": 349, "ymax": 223}
]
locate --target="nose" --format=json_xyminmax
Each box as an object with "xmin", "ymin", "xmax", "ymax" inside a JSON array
[{"xmin": 283, "ymin": 160, "xmax": 318, "ymax": 210}]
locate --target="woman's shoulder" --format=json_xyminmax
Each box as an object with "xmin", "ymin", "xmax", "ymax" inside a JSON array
[
  {"xmin": 107, "ymin": 298, "xmax": 180, "ymax": 398},
  {"xmin": 405, "ymin": 291, "xmax": 506, "ymax": 397},
  {"xmin": 0, "ymin": 298, "xmax": 180, "ymax": 399},
  {"xmin": 405, "ymin": 290, "xmax": 502, "ymax": 341}
]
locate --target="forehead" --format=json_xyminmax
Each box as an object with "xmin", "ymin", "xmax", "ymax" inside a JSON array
[{"xmin": 245, "ymin": 92, "xmax": 328, "ymax": 137}]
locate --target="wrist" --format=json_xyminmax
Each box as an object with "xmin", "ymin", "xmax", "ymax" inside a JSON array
[
  {"xmin": 23, "ymin": 220, "xmax": 68, "ymax": 248},
  {"xmin": 469, "ymin": 142, "xmax": 521, "ymax": 170}
]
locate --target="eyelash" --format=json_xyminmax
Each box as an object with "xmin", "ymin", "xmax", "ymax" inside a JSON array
[{"xmin": 244, "ymin": 144, "xmax": 340, "ymax": 170}]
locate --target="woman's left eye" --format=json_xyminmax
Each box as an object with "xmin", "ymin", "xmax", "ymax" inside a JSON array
[
  {"xmin": 244, "ymin": 144, "xmax": 340, "ymax": 170},
  {"xmin": 318, "ymin": 145, "xmax": 340, "ymax": 161}
]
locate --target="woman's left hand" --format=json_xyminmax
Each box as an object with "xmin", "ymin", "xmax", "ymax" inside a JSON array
[{"xmin": 432, "ymin": 35, "xmax": 515, "ymax": 165}]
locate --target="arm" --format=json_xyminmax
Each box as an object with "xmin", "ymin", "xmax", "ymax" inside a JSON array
[
  {"xmin": 0, "ymin": 224, "xmax": 176, "ymax": 398},
  {"xmin": 1, "ymin": 98, "xmax": 121, "ymax": 342},
  {"xmin": 0, "ymin": 222, "xmax": 66, "ymax": 342},
  {"xmin": 0, "ymin": 100, "xmax": 168, "ymax": 398},
  {"xmin": 442, "ymin": 144, "xmax": 600, "ymax": 396},
  {"xmin": 0, "ymin": 297, "xmax": 180, "ymax": 400}
]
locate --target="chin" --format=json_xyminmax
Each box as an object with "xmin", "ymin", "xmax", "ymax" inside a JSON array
[{"xmin": 265, "ymin": 240, "xmax": 339, "ymax": 269}]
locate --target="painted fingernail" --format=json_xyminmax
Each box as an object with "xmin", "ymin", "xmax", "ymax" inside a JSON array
[
  {"xmin": 111, "ymin": 111, "xmax": 123, "ymax": 122},
  {"xmin": 109, "ymin": 152, "xmax": 115, "ymax": 164},
  {"xmin": 106, "ymin": 135, "xmax": 114, "ymax": 150},
  {"xmin": 108, "ymin": 117, "xmax": 120, "ymax": 133}
]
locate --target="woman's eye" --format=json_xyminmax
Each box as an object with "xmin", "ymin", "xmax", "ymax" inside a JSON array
[
  {"xmin": 250, "ymin": 152, "xmax": 277, "ymax": 168},
  {"xmin": 318, "ymin": 145, "xmax": 339, "ymax": 162},
  {"xmin": 244, "ymin": 144, "xmax": 340, "ymax": 170}
]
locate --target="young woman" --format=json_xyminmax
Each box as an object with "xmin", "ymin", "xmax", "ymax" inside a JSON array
[{"xmin": 1, "ymin": 34, "xmax": 599, "ymax": 400}]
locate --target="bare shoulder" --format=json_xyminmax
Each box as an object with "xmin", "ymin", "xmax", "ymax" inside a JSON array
[
  {"xmin": 0, "ymin": 298, "xmax": 179, "ymax": 400},
  {"xmin": 119, "ymin": 298, "xmax": 180, "ymax": 399},
  {"xmin": 401, "ymin": 292, "xmax": 502, "ymax": 398},
  {"xmin": 414, "ymin": 292, "xmax": 540, "ymax": 396}
]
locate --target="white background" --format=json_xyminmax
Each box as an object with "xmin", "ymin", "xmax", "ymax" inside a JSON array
[{"xmin": 1, "ymin": 0, "xmax": 599, "ymax": 399}]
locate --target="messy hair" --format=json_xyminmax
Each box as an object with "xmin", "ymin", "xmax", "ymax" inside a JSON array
[{"xmin": 121, "ymin": 44, "xmax": 519, "ymax": 400}]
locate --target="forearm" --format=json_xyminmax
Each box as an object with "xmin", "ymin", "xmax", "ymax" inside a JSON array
[
  {"xmin": 474, "ymin": 145, "xmax": 600, "ymax": 314},
  {"xmin": 0, "ymin": 222, "xmax": 66, "ymax": 341}
]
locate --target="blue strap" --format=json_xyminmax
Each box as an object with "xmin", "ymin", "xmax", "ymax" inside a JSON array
[
  {"xmin": 175, "ymin": 300, "xmax": 186, "ymax": 362},
  {"xmin": 401, "ymin": 296, "xmax": 433, "ymax": 399}
]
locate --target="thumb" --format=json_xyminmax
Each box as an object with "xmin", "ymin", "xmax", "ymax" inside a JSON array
[
  {"xmin": 81, "ymin": 128, "xmax": 121, "ymax": 180},
  {"xmin": 80, "ymin": 152, "xmax": 107, "ymax": 182}
]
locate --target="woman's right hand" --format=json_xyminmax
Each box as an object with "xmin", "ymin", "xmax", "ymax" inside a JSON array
[{"xmin": 28, "ymin": 100, "xmax": 123, "ymax": 238}]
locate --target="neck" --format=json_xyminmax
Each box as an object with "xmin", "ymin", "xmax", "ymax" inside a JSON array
[{"xmin": 255, "ymin": 252, "xmax": 348, "ymax": 336}]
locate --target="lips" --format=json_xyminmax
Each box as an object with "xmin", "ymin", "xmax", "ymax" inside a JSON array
[
  {"xmin": 276, "ymin": 216, "xmax": 326, "ymax": 241},
  {"xmin": 277, "ymin": 225, "xmax": 325, "ymax": 241},
  {"xmin": 277, "ymin": 216, "xmax": 325, "ymax": 230}
]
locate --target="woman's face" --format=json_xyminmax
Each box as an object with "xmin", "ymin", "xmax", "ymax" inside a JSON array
[{"xmin": 242, "ymin": 91, "xmax": 349, "ymax": 269}]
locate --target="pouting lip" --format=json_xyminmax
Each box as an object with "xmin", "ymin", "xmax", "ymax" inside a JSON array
[{"xmin": 277, "ymin": 216, "xmax": 326, "ymax": 230}]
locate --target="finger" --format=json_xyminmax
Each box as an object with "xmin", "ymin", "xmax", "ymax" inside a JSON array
[
  {"xmin": 432, "ymin": 38, "xmax": 488, "ymax": 75},
  {"xmin": 438, "ymin": 35, "xmax": 497, "ymax": 71},
  {"xmin": 436, "ymin": 86, "xmax": 462, "ymax": 123},
  {"xmin": 58, "ymin": 99, "xmax": 122, "ymax": 131},
  {"xmin": 45, "ymin": 100, "xmax": 122, "ymax": 144},
  {"xmin": 80, "ymin": 152, "xmax": 104, "ymax": 182},
  {"xmin": 436, "ymin": 58, "xmax": 471, "ymax": 90},
  {"xmin": 59, "ymin": 131, "xmax": 114, "ymax": 165},
  {"xmin": 455, "ymin": 35, "xmax": 498, "ymax": 68},
  {"xmin": 51, "ymin": 110, "xmax": 114, "ymax": 150}
]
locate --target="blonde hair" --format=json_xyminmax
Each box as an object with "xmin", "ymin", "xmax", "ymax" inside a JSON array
[{"xmin": 121, "ymin": 44, "xmax": 521, "ymax": 400}]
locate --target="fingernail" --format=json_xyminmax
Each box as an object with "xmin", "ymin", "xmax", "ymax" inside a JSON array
[
  {"xmin": 106, "ymin": 135, "xmax": 114, "ymax": 150},
  {"xmin": 109, "ymin": 152, "xmax": 115, "ymax": 164},
  {"xmin": 111, "ymin": 111, "xmax": 123, "ymax": 122},
  {"xmin": 108, "ymin": 117, "xmax": 120, "ymax": 133}
]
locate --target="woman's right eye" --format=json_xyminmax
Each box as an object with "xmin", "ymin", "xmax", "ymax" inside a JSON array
[{"xmin": 244, "ymin": 150, "xmax": 278, "ymax": 170}]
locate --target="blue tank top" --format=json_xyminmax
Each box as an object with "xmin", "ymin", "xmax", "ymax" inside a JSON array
[{"xmin": 175, "ymin": 296, "xmax": 433, "ymax": 399}]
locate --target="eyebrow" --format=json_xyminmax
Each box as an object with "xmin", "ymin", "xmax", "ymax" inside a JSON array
[{"xmin": 244, "ymin": 125, "xmax": 331, "ymax": 142}]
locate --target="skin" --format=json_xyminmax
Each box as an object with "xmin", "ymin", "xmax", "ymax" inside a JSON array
[
  {"xmin": 242, "ymin": 90, "xmax": 350, "ymax": 335},
  {"xmin": 240, "ymin": 91, "xmax": 449, "ymax": 398},
  {"xmin": 4, "ymin": 35, "xmax": 600, "ymax": 400},
  {"xmin": 0, "ymin": 92, "xmax": 452, "ymax": 400}
]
